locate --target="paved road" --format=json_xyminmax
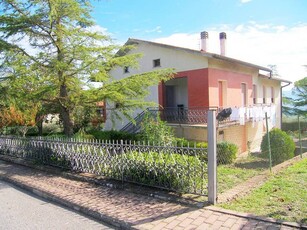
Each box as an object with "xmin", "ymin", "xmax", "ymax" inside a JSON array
[{"xmin": 0, "ymin": 180, "xmax": 114, "ymax": 230}]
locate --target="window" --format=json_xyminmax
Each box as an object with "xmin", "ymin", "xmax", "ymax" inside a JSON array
[
  {"xmin": 252, "ymin": 84, "xmax": 257, "ymax": 104},
  {"xmin": 271, "ymin": 87, "xmax": 275, "ymax": 103},
  {"xmin": 153, "ymin": 59, "xmax": 161, "ymax": 67},
  {"xmin": 263, "ymin": 86, "xmax": 266, "ymax": 104},
  {"xmin": 124, "ymin": 66, "xmax": 129, "ymax": 73},
  {"xmin": 241, "ymin": 83, "xmax": 247, "ymax": 107},
  {"xmin": 218, "ymin": 81, "xmax": 227, "ymax": 107}
]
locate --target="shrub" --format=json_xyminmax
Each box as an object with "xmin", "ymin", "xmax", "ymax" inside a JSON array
[
  {"xmin": 139, "ymin": 112, "xmax": 176, "ymax": 145},
  {"xmin": 87, "ymin": 129, "xmax": 139, "ymax": 141},
  {"xmin": 73, "ymin": 128, "xmax": 95, "ymax": 140},
  {"xmin": 176, "ymin": 138, "xmax": 208, "ymax": 148},
  {"xmin": 261, "ymin": 128, "xmax": 295, "ymax": 165},
  {"xmin": 217, "ymin": 142, "xmax": 238, "ymax": 165},
  {"xmin": 119, "ymin": 151, "xmax": 207, "ymax": 192}
]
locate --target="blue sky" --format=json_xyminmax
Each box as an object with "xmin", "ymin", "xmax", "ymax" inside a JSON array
[
  {"xmin": 91, "ymin": 0, "xmax": 307, "ymax": 84},
  {"xmin": 92, "ymin": 0, "xmax": 306, "ymax": 41}
]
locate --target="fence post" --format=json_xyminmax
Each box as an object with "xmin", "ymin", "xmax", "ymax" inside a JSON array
[
  {"xmin": 298, "ymin": 115, "xmax": 303, "ymax": 158},
  {"xmin": 208, "ymin": 110, "xmax": 217, "ymax": 205},
  {"xmin": 265, "ymin": 112, "xmax": 272, "ymax": 172}
]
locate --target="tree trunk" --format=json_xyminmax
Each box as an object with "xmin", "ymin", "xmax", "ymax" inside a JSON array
[
  {"xmin": 60, "ymin": 84, "xmax": 74, "ymax": 137},
  {"xmin": 37, "ymin": 122, "xmax": 43, "ymax": 136},
  {"xmin": 36, "ymin": 115, "xmax": 43, "ymax": 136}
]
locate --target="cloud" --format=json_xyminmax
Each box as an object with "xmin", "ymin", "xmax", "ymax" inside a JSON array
[
  {"xmin": 153, "ymin": 22, "xmax": 307, "ymax": 84},
  {"xmin": 86, "ymin": 25, "xmax": 109, "ymax": 34},
  {"xmin": 240, "ymin": 0, "xmax": 252, "ymax": 3},
  {"xmin": 145, "ymin": 26, "xmax": 162, "ymax": 34}
]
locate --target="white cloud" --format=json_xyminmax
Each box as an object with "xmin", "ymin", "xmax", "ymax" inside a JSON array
[
  {"xmin": 153, "ymin": 22, "xmax": 307, "ymax": 85},
  {"xmin": 145, "ymin": 26, "xmax": 162, "ymax": 34},
  {"xmin": 240, "ymin": 0, "xmax": 252, "ymax": 3},
  {"xmin": 86, "ymin": 25, "xmax": 109, "ymax": 34}
]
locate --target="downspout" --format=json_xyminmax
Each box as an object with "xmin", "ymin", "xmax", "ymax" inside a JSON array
[{"xmin": 280, "ymin": 81, "xmax": 291, "ymax": 128}]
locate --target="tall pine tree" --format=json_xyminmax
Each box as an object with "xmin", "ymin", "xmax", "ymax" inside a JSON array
[{"xmin": 0, "ymin": 0, "xmax": 173, "ymax": 136}]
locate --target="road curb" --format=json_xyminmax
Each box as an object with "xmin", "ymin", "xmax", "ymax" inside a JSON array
[
  {"xmin": 0, "ymin": 174, "xmax": 131, "ymax": 229},
  {"xmin": 206, "ymin": 206, "xmax": 307, "ymax": 229},
  {"xmin": 0, "ymin": 155, "xmax": 206, "ymax": 208}
]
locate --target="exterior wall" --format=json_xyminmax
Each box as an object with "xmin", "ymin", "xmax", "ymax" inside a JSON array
[
  {"xmin": 159, "ymin": 68, "xmax": 209, "ymax": 108},
  {"xmin": 246, "ymin": 122, "xmax": 265, "ymax": 151},
  {"xmin": 220, "ymin": 125, "xmax": 247, "ymax": 153},
  {"xmin": 253, "ymin": 76, "xmax": 282, "ymax": 128},
  {"xmin": 172, "ymin": 121, "xmax": 266, "ymax": 154},
  {"xmin": 105, "ymin": 41, "xmax": 209, "ymax": 130},
  {"xmin": 172, "ymin": 125, "xmax": 208, "ymax": 142},
  {"xmin": 105, "ymin": 40, "xmax": 283, "ymax": 154},
  {"xmin": 207, "ymin": 68, "xmax": 253, "ymax": 107}
]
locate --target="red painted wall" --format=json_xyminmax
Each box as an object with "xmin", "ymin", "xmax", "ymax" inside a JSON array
[
  {"xmin": 208, "ymin": 68, "xmax": 253, "ymax": 107},
  {"xmin": 158, "ymin": 68, "xmax": 209, "ymax": 108},
  {"xmin": 158, "ymin": 68, "xmax": 253, "ymax": 109}
]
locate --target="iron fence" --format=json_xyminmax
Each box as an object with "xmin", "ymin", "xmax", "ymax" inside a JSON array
[
  {"xmin": 0, "ymin": 136, "xmax": 208, "ymax": 195},
  {"xmin": 153, "ymin": 107, "xmax": 210, "ymax": 124}
]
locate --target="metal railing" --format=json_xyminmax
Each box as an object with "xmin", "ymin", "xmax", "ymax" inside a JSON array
[
  {"xmin": 157, "ymin": 107, "xmax": 209, "ymax": 124},
  {"xmin": 120, "ymin": 110, "xmax": 147, "ymax": 134},
  {"xmin": 120, "ymin": 105, "xmax": 276, "ymax": 135},
  {"xmin": 0, "ymin": 136, "xmax": 208, "ymax": 195}
]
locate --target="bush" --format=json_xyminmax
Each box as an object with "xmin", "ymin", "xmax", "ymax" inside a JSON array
[
  {"xmin": 217, "ymin": 142, "xmax": 238, "ymax": 165},
  {"xmin": 261, "ymin": 128, "xmax": 295, "ymax": 165},
  {"xmin": 176, "ymin": 138, "xmax": 208, "ymax": 148},
  {"xmin": 139, "ymin": 112, "xmax": 176, "ymax": 145},
  {"xmin": 119, "ymin": 151, "xmax": 207, "ymax": 192},
  {"xmin": 282, "ymin": 121, "xmax": 307, "ymax": 132},
  {"xmin": 73, "ymin": 128, "xmax": 95, "ymax": 140},
  {"xmin": 87, "ymin": 129, "xmax": 139, "ymax": 141}
]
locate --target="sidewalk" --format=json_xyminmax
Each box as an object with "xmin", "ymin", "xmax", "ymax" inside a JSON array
[{"xmin": 0, "ymin": 157, "xmax": 304, "ymax": 230}]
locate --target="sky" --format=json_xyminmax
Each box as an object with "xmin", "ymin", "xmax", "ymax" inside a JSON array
[{"xmin": 91, "ymin": 0, "xmax": 307, "ymax": 86}]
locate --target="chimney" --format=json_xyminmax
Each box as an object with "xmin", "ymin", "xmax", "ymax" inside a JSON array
[
  {"xmin": 200, "ymin": 31, "xmax": 208, "ymax": 52},
  {"xmin": 219, "ymin": 32, "xmax": 227, "ymax": 56}
]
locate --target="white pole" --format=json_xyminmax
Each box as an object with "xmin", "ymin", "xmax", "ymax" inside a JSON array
[{"xmin": 208, "ymin": 110, "xmax": 217, "ymax": 204}]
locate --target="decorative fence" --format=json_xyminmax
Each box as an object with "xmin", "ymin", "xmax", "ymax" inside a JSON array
[{"xmin": 0, "ymin": 136, "xmax": 208, "ymax": 195}]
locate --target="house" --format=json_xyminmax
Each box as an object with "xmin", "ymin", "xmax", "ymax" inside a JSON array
[{"xmin": 104, "ymin": 32, "xmax": 291, "ymax": 153}]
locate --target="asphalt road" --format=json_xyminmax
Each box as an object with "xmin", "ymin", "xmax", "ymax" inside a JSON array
[{"xmin": 0, "ymin": 180, "xmax": 114, "ymax": 230}]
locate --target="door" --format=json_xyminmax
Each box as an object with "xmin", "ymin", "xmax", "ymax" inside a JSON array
[{"xmin": 165, "ymin": 85, "xmax": 176, "ymax": 108}]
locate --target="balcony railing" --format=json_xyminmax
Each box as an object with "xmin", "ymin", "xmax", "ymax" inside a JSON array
[
  {"xmin": 148, "ymin": 107, "xmax": 214, "ymax": 124},
  {"xmin": 148, "ymin": 104, "xmax": 276, "ymax": 126}
]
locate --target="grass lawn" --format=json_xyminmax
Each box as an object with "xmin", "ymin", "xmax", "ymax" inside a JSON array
[
  {"xmin": 217, "ymin": 155, "xmax": 269, "ymax": 193},
  {"xmin": 219, "ymin": 158, "xmax": 307, "ymax": 224}
]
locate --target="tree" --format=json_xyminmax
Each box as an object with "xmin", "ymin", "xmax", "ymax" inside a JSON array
[
  {"xmin": 0, "ymin": 0, "xmax": 173, "ymax": 136},
  {"xmin": 0, "ymin": 104, "xmax": 39, "ymax": 136},
  {"xmin": 291, "ymin": 76, "xmax": 307, "ymax": 117}
]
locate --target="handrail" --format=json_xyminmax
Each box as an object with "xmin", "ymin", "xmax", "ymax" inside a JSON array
[{"xmin": 120, "ymin": 109, "xmax": 148, "ymax": 133}]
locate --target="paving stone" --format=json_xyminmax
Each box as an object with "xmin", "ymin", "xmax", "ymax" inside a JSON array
[
  {"xmin": 0, "ymin": 159, "xmax": 302, "ymax": 230},
  {"xmin": 178, "ymin": 218, "xmax": 194, "ymax": 228},
  {"xmin": 222, "ymin": 217, "xmax": 238, "ymax": 228},
  {"xmin": 195, "ymin": 223, "xmax": 211, "ymax": 230},
  {"xmin": 164, "ymin": 219, "xmax": 181, "ymax": 229},
  {"xmin": 204, "ymin": 213, "xmax": 220, "ymax": 224},
  {"xmin": 211, "ymin": 220, "xmax": 224, "ymax": 229}
]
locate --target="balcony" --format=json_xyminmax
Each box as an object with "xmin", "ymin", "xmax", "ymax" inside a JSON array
[{"xmin": 148, "ymin": 104, "xmax": 276, "ymax": 127}]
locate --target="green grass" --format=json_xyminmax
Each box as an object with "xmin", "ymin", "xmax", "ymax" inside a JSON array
[
  {"xmin": 217, "ymin": 155, "xmax": 268, "ymax": 193},
  {"xmin": 219, "ymin": 158, "xmax": 307, "ymax": 224}
]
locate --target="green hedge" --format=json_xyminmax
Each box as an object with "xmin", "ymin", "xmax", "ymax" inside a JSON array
[
  {"xmin": 282, "ymin": 121, "xmax": 307, "ymax": 132},
  {"xmin": 87, "ymin": 130, "xmax": 139, "ymax": 141},
  {"xmin": 217, "ymin": 142, "xmax": 238, "ymax": 165},
  {"xmin": 119, "ymin": 151, "xmax": 207, "ymax": 192},
  {"xmin": 261, "ymin": 128, "xmax": 295, "ymax": 165}
]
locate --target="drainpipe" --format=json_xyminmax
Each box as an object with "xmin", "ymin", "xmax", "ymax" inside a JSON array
[{"xmin": 280, "ymin": 81, "xmax": 291, "ymax": 128}]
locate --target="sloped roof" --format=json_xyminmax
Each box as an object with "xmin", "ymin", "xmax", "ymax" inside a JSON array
[{"xmin": 126, "ymin": 38, "xmax": 291, "ymax": 83}]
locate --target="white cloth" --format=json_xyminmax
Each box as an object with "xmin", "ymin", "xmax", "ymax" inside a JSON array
[
  {"xmin": 239, "ymin": 107, "xmax": 246, "ymax": 125},
  {"xmin": 230, "ymin": 107, "xmax": 239, "ymax": 121}
]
